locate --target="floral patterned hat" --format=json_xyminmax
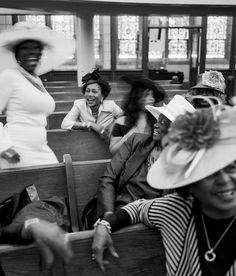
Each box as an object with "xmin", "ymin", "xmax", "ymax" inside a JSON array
[
  {"xmin": 147, "ymin": 98, "xmax": 236, "ymax": 189},
  {"xmin": 190, "ymin": 70, "xmax": 225, "ymax": 94}
]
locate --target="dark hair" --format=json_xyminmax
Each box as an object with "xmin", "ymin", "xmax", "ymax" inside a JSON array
[
  {"xmin": 14, "ymin": 39, "xmax": 43, "ymax": 60},
  {"xmin": 123, "ymin": 78, "xmax": 166, "ymax": 131},
  {"xmin": 82, "ymin": 68, "xmax": 111, "ymax": 99}
]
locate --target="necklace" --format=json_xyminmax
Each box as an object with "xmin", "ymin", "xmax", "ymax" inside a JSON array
[{"xmin": 201, "ymin": 213, "xmax": 236, "ymax": 262}]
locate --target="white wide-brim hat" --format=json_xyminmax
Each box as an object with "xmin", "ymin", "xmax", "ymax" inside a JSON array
[
  {"xmin": 145, "ymin": 95, "xmax": 196, "ymax": 122},
  {"xmin": 147, "ymin": 106, "xmax": 236, "ymax": 190},
  {"xmin": 0, "ymin": 21, "xmax": 76, "ymax": 75}
]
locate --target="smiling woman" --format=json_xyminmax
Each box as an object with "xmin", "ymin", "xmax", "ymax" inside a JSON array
[
  {"xmin": 92, "ymin": 103, "xmax": 236, "ymax": 276},
  {"xmin": 61, "ymin": 68, "xmax": 123, "ymax": 141},
  {"xmin": 0, "ymin": 21, "xmax": 75, "ymax": 169},
  {"xmin": 14, "ymin": 40, "xmax": 43, "ymax": 75}
]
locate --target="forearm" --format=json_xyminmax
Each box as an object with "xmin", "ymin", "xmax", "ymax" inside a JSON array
[
  {"xmin": 72, "ymin": 121, "xmax": 91, "ymax": 130},
  {"xmin": 105, "ymin": 209, "xmax": 132, "ymax": 232},
  {"xmin": 97, "ymin": 183, "xmax": 116, "ymax": 216}
]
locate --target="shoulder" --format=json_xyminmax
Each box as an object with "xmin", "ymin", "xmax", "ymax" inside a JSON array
[
  {"xmin": 74, "ymin": 99, "xmax": 86, "ymax": 107},
  {"xmin": 127, "ymin": 132, "xmax": 150, "ymax": 144},
  {"xmin": 114, "ymin": 116, "xmax": 126, "ymax": 125},
  {"xmin": 0, "ymin": 68, "xmax": 19, "ymax": 79},
  {"xmin": 102, "ymin": 100, "xmax": 122, "ymax": 111},
  {"xmin": 151, "ymin": 194, "xmax": 193, "ymax": 215}
]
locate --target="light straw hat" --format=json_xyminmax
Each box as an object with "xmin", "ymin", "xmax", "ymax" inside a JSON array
[
  {"xmin": 147, "ymin": 101, "xmax": 236, "ymax": 190},
  {"xmin": 145, "ymin": 95, "xmax": 195, "ymax": 122},
  {"xmin": 190, "ymin": 70, "xmax": 225, "ymax": 94},
  {"xmin": 0, "ymin": 21, "xmax": 75, "ymax": 75}
]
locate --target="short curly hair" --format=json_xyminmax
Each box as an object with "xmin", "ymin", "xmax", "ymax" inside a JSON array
[{"xmin": 82, "ymin": 69, "xmax": 111, "ymax": 99}]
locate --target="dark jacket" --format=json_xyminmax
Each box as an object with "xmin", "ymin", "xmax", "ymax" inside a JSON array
[{"xmin": 96, "ymin": 133, "xmax": 162, "ymax": 218}]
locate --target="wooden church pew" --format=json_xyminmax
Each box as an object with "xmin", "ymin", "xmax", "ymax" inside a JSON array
[
  {"xmin": 0, "ymin": 157, "xmax": 166, "ymax": 276},
  {"xmin": 0, "ymin": 157, "xmax": 110, "ymax": 231},
  {"xmin": 0, "ymin": 224, "xmax": 166, "ymax": 276},
  {"xmin": 47, "ymin": 129, "xmax": 112, "ymax": 161}
]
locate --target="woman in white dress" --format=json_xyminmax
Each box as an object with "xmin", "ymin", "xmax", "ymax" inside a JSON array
[{"xmin": 0, "ymin": 21, "xmax": 75, "ymax": 169}]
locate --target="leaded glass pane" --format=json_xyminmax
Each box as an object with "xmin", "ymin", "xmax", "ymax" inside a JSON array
[
  {"xmin": 207, "ymin": 40, "xmax": 225, "ymax": 58},
  {"xmin": 148, "ymin": 16, "xmax": 168, "ymax": 27},
  {"xmin": 207, "ymin": 16, "xmax": 227, "ymax": 39},
  {"xmin": 168, "ymin": 28, "xmax": 189, "ymax": 40},
  {"xmin": 168, "ymin": 16, "xmax": 189, "ymax": 59},
  {"xmin": 25, "ymin": 15, "xmax": 46, "ymax": 27},
  {"xmin": 206, "ymin": 16, "xmax": 227, "ymax": 59},
  {"xmin": 169, "ymin": 16, "xmax": 189, "ymax": 27},
  {"xmin": 168, "ymin": 39, "xmax": 187, "ymax": 59},
  {"xmin": 117, "ymin": 15, "xmax": 142, "ymax": 69},
  {"xmin": 51, "ymin": 15, "xmax": 74, "ymax": 38}
]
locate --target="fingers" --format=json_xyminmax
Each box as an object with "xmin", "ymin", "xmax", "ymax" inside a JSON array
[
  {"xmin": 37, "ymin": 241, "xmax": 55, "ymax": 269},
  {"xmin": 109, "ymin": 245, "xmax": 119, "ymax": 258},
  {"xmin": 46, "ymin": 232, "xmax": 73, "ymax": 265},
  {"xmin": 0, "ymin": 149, "xmax": 20, "ymax": 164},
  {"xmin": 93, "ymin": 246, "xmax": 106, "ymax": 272}
]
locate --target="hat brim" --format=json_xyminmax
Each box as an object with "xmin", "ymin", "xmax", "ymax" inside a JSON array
[
  {"xmin": 190, "ymin": 83, "xmax": 224, "ymax": 94},
  {"xmin": 0, "ymin": 28, "xmax": 75, "ymax": 75},
  {"xmin": 147, "ymin": 141, "xmax": 236, "ymax": 190},
  {"xmin": 145, "ymin": 105, "xmax": 175, "ymax": 122}
]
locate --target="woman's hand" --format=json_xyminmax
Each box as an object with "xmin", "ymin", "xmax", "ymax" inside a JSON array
[
  {"xmin": 92, "ymin": 224, "xmax": 119, "ymax": 272},
  {"xmin": 23, "ymin": 219, "xmax": 73, "ymax": 268},
  {"xmin": 0, "ymin": 148, "xmax": 20, "ymax": 164}
]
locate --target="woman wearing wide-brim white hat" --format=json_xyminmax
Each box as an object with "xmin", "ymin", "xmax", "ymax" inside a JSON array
[
  {"xmin": 91, "ymin": 99, "xmax": 236, "ymax": 275},
  {"xmin": 0, "ymin": 21, "xmax": 75, "ymax": 168}
]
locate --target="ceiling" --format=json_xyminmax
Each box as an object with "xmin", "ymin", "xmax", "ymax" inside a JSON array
[{"xmin": 0, "ymin": 0, "xmax": 236, "ymax": 16}]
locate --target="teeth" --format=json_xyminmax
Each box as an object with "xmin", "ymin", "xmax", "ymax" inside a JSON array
[{"xmin": 216, "ymin": 191, "xmax": 234, "ymax": 198}]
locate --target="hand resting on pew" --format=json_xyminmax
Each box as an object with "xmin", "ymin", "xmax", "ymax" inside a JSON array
[
  {"xmin": 92, "ymin": 221, "xmax": 119, "ymax": 272},
  {"xmin": 22, "ymin": 218, "xmax": 73, "ymax": 268},
  {"xmin": 0, "ymin": 147, "xmax": 20, "ymax": 164}
]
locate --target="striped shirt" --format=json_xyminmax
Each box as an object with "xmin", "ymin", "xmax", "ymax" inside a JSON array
[{"xmin": 121, "ymin": 194, "xmax": 236, "ymax": 276}]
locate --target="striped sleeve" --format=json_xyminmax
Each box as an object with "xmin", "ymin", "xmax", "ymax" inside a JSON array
[{"xmin": 122, "ymin": 194, "xmax": 193, "ymax": 230}]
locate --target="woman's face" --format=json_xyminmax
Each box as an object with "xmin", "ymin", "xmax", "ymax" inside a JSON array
[
  {"xmin": 84, "ymin": 83, "xmax": 103, "ymax": 108},
  {"xmin": 152, "ymin": 113, "xmax": 171, "ymax": 141},
  {"xmin": 140, "ymin": 89, "xmax": 156, "ymax": 110},
  {"xmin": 187, "ymin": 88, "xmax": 225, "ymax": 108},
  {"xmin": 15, "ymin": 40, "xmax": 42, "ymax": 75},
  {"xmin": 191, "ymin": 161, "xmax": 236, "ymax": 219}
]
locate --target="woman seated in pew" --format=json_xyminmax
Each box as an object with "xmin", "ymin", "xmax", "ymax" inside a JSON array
[
  {"xmin": 92, "ymin": 101, "xmax": 236, "ymax": 275},
  {"xmin": 0, "ymin": 21, "xmax": 75, "ymax": 169},
  {"xmin": 109, "ymin": 77, "xmax": 166, "ymax": 155},
  {"xmin": 61, "ymin": 68, "xmax": 123, "ymax": 141},
  {"xmin": 185, "ymin": 70, "xmax": 227, "ymax": 108},
  {"xmin": 93, "ymin": 95, "xmax": 195, "ymax": 227}
]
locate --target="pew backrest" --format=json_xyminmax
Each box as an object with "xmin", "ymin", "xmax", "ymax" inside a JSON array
[
  {"xmin": 0, "ymin": 158, "xmax": 110, "ymax": 230},
  {"xmin": 47, "ymin": 129, "xmax": 112, "ymax": 161},
  {"xmin": 0, "ymin": 224, "xmax": 166, "ymax": 276}
]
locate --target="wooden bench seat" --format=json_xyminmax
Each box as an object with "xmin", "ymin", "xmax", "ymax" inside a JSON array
[
  {"xmin": 0, "ymin": 157, "xmax": 166, "ymax": 276},
  {"xmin": 47, "ymin": 130, "xmax": 112, "ymax": 161}
]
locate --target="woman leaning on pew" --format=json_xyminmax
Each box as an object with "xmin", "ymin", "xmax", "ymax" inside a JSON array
[
  {"xmin": 61, "ymin": 68, "xmax": 123, "ymax": 141},
  {"xmin": 92, "ymin": 99, "xmax": 236, "ymax": 276},
  {"xmin": 0, "ymin": 21, "xmax": 75, "ymax": 169}
]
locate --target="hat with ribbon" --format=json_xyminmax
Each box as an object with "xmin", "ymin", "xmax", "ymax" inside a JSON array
[
  {"xmin": 147, "ymin": 97, "xmax": 236, "ymax": 189},
  {"xmin": 145, "ymin": 95, "xmax": 195, "ymax": 121},
  {"xmin": 0, "ymin": 21, "xmax": 75, "ymax": 75},
  {"xmin": 190, "ymin": 70, "xmax": 225, "ymax": 94}
]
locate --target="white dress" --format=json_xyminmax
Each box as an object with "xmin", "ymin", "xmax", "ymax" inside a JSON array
[{"xmin": 0, "ymin": 68, "xmax": 58, "ymax": 169}]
